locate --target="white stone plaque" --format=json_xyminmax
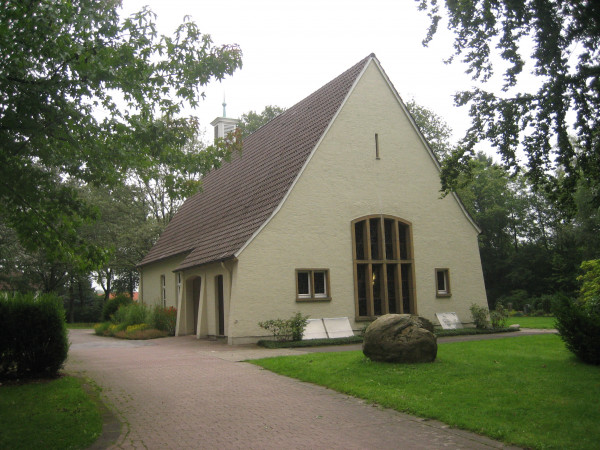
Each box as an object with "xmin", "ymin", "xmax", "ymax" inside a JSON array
[
  {"xmin": 436, "ymin": 312, "xmax": 463, "ymax": 329},
  {"xmin": 323, "ymin": 317, "xmax": 355, "ymax": 338},
  {"xmin": 303, "ymin": 319, "xmax": 328, "ymax": 340}
]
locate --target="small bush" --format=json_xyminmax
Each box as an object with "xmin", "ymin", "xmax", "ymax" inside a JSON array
[
  {"xmin": 117, "ymin": 303, "xmax": 149, "ymax": 327},
  {"xmin": 150, "ymin": 305, "xmax": 177, "ymax": 335},
  {"xmin": 0, "ymin": 293, "xmax": 69, "ymax": 379},
  {"xmin": 259, "ymin": 312, "xmax": 309, "ymax": 342},
  {"xmin": 94, "ymin": 322, "xmax": 111, "ymax": 336},
  {"xmin": 470, "ymin": 303, "xmax": 490, "ymax": 329},
  {"xmin": 490, "ymin": 304, "xmax": 508, "ymax": 328},
  {"xmin": 102, "ymin": 294, "xmax": 133, "ymax": 321},
  {"xmin": 554, "ymin": 296, "xmax": 600, "ymax": 365}
]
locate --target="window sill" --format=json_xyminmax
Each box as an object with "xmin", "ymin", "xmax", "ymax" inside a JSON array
[
  {"xmin": 296, "ymin": 297, "xmax": 331, "ymax": 302},
  {"xmin": 436, "ymin": 293, "xmax": 452, "ymax": 298}
]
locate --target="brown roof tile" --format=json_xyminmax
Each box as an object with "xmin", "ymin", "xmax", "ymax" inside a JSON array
[{"xmin": 139, "ymin": 54, "xmax": 373, "ymax": 270}]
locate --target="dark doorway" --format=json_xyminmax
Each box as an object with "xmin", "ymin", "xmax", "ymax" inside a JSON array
[{"xmin": 215, "ymin": 275, "xmax": 225, "ymax": 336}]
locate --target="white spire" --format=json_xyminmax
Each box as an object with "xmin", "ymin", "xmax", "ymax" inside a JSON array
[{"xmin": 222, "ymin": 94, "xmax": 227, "ymax": 118}]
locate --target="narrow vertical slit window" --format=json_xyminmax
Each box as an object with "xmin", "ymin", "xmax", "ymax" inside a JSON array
[
  {"xmin": 375, "ymin": 133, "xmax": 380, "ymax": 160},
  {"xmin": 160, "ymin": 274, "xmax": 166, "ymax": 308},
  {"xmin": 436, "ymin": 269, "xmax": 451, "ymax": 297}
]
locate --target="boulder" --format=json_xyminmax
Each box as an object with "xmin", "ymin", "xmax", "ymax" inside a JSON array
[{"xmin": 362, "ymin": 314, "xmax": 437, "ymax": 363}]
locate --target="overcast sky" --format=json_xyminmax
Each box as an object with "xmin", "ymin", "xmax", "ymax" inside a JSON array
[{"xmin": 120, "ymin": 0, "xmax": 490, "ymax": 145}]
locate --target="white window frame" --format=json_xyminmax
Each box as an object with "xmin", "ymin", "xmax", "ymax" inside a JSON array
[
  {"xmin": 435, "ymin": 268, "xmax": 451, "ymax": 297},
  {"xmin": 296, "ymin": 269, "xmax": 330, "ymax": 301},
  {"xmin": 161, "ymin": 274, "xmax": 166, "ymax": 307}
]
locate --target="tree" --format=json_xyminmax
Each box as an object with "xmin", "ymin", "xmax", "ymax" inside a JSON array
[
  {"xmin": 238, "ymin": 105, "xmax": 286, "ymax": 138},
  {"xmin": 417, "ymin": 0, "xmax": 600, "ymax": 213},
  {"xmin": 0, "ymin": 0, "xmax": 242, "ymax": 269},
  {"xmin": 405, "ymin": 99, "xmax": 454, "ymax": 161}
]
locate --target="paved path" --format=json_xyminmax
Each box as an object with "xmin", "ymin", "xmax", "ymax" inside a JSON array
[{"xmin": 67, "ymin": 330, "xmax": 523, "ymax": 450}]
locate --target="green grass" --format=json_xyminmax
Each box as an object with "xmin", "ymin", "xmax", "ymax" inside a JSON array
[
  {"xmin": 252, "ymin": 335, "xmax": 600, "ymax": 449},
  {"xmin": 66, "ymin": 322, "xmax": 98, "ymax": 329},
  {"xmin": 506, "ymin": 316, "xmax": 556, "ymax": 329},
  {"xmin": 0, "ymin": 376, "xmax": 103, "ymax": 449}
]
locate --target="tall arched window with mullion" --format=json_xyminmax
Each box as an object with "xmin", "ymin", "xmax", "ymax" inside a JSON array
[{"xmin": 352, "ymin": 215, "xmax": 415, "ymax": 320}]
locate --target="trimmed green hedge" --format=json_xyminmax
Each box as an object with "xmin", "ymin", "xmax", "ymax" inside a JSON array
[{"xmin": 0, "ymin": 293, "xmax": 69, "ymax": 379}]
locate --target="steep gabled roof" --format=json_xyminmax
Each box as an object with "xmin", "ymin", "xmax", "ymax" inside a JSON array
[{"xmin": 139, "ymin": 54, "xmax": 373, "ymax": 270}]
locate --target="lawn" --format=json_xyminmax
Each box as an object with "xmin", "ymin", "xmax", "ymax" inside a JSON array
[
  {"xmin": 506, "ymin": 316, "xmax": 556, "ymax": 329},
  {"xmin": 252, "ymin": 335, "xmax": 600, "ymax": 449},
  {"xmin": 66, "ymin": 322, "xmax": 98, "ymax": 329},
  {"xmin": 0, "ymin": 376, "xmax": 103, "ymax": 449}
]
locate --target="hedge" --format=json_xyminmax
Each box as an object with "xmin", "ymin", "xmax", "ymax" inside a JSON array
[{"xmin": 0, "ymin": 292, "xmax": 69, "ymax": 379}]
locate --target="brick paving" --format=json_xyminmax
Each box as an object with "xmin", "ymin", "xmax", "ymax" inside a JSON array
[{"xmin": 67, "ymin": 330, "xmax": 519, "ymax": 449}]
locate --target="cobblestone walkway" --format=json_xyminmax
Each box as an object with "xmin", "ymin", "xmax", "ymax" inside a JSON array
[{"xmin": 67, "ymin": 330, "xmax": 519, "ymax": 449}]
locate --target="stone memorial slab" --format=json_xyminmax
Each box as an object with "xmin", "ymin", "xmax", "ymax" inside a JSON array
[
  {"xmin": 435, "ymin": 312, "xmax": 463, "ymax": 329},
  {"xmin": 303, "ymin": 319, "xmax": 328, "ymax": 340},
  {"xmin": 323, "ymin": 317, "xmax": 354, "ymax": 338}
]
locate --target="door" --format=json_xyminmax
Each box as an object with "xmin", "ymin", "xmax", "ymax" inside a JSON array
[{"xmin": 215, "ymin": 275, "xmax": 225, "ymax": 336}]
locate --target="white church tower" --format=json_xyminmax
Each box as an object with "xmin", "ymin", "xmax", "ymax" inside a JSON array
[{"xmin": 210, "ymin": 97, "xmax": 239, "ymax": 141}]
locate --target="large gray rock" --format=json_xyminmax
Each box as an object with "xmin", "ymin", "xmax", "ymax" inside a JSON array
[{"xmin": 362, "ymin": 314, "xmax": 437, "ymax": 363}]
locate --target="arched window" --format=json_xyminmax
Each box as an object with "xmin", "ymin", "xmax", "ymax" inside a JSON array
[{"xmin": 352, "ymin": 215, "xmax": 415, "ymax": 319}]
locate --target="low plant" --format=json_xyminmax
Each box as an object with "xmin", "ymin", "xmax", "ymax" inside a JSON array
[
  {"xmin": 259, "ymin": 312, "xmax": 309, "ymax": 342},
  {"xmin": 469, "ymin": 303, "xmax": 489, "ymax": 329},
  {"xmin": 113, "ymin": 302, "xmax": 148, "ymax": 327},
  {"xmin": 490, "ymin": 303, "xmax": 508, "ymax": 328},
  {"xmin": 150, "ymin": 305, "xmax": 177, "ymax": 335}
]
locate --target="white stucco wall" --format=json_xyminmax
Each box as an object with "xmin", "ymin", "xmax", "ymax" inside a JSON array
[
  {"xmin": 228, "ymin": 61, "xmax": 487, "ymax": 343},
  {"xmin": 139, "ymin": 254, "xmax": 186, "ymax": 309}
]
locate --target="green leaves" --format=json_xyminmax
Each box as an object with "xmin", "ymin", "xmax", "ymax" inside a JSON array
[
  {"xmin": 0, "ymin": 0, "xmax": 242, "ymax": 268},
  {"xmin": 417, "ymin": 0, "xmax": 600, "ymax": 213}
]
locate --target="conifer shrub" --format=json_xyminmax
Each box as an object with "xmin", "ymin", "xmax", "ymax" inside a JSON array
[
  {"xmin": 554, "ymin": 296, "xmax": 600, "ymax": 365},
  {"xmin": 0, "ymin": 293, "xmax": 69, "ymax": 379}
]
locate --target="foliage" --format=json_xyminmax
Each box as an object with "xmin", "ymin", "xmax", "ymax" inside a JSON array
[
  {"xmin": 418, "ymin": 0, "xmax": 600, "ymax": 212},
  {"xmin": 0, "ymin": 293, "xmax": 69, "ymax": 379},
  {"xmin": 113, "ymin": 303, "xmax": 149, "ymax": 327},
  {"xmin": 258, "ymin": 311, "xmax": 309, "ymax": 342},
  {"xmin": 95, "ymin": 304, "xmax": 175, "ymax": 339},
  {"xmin": 238, "ymin": 105, "xmax": 286, "ymax": 138},
  {"xmin": 554, "ymin": 296, "xmax": 600, "ymax": 365},
  {"xmin": 469, "ymin": 303, "xmax": 490, "ymax": 329},
  {"xmin": 578, "ymin": 259, "xmax": 600, "ymax": 309},
  {"xmin": 405, "ymin": 99, "xmax": 454, "ymax": 161},
  {"xmin": 102, "ymin": 294, "xmax": 133, "ymax": 321},
  {"xmin": 253, "ymin": 335, "xmax": 600, "ymax": 450},
  {"xmin": 0, "ymin": 376, "xmax": 103, "ymax": 449},
  {"xmin": 0, "ymin": 0, "xmax": 242, "ymax": 269},
  {"xmin": 150, "ymin": 305, "xmax": 177, "ymax": 335},
  {"xmin": 490, "ymin": 304, "xmax": 508, "ymax": 329}
]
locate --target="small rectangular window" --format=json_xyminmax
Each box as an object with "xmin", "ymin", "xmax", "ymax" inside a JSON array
[
  {"xmin": 435, "ymin": 269, "xmax": 451, "ymax": 297},
  {"xmin": 161, "ymin": 274, "xmax": 166, "ymax": 307},
  {"xmin": 296, "ymin": 269, "xmax": 330, "ymax": 301}
]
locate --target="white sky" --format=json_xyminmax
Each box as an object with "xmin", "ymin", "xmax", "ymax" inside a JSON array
[{"xmin": 119, "ymin": 0, "xmax": 498, "ymax": 146}]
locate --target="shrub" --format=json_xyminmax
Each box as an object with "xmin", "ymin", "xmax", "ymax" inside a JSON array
[
  {"xmin": 115, "ymin": 303, "xmax": 149, "ymax": 327},
  {"xmin": 102, "ymin": 294, "xmax": 133, "ymax": 321},
  {"xmin": 490, "ymin": 304, "xmax": 508, "ymax": 328},
  {"xmin": 554, "ymin": 296, "xmax": 600, "ymax": 365},
  {"xmin": 0, "ymin": 293, "xmax": 69, "ymax": 379},
  {"xmin": 126, "ymin": 323, "xmax": 150, "ymax": 333},
  {"xmin": 259, "ymin": 312, "xmax": 309, "ymax": 342},
  {"xmin": 150, "ymin": 305, "xmax": 177, "ymax": 335},
  {"xmin": 578, "ymin": 259, "xmax": 600, "ymax": 306},
  {"xmin": 470, "ymin": 303, "xmax": 490, "ymax": 329},
  {"xmin": 94, "ymin": 322, "xmax": 111, "ymax": 336}
]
